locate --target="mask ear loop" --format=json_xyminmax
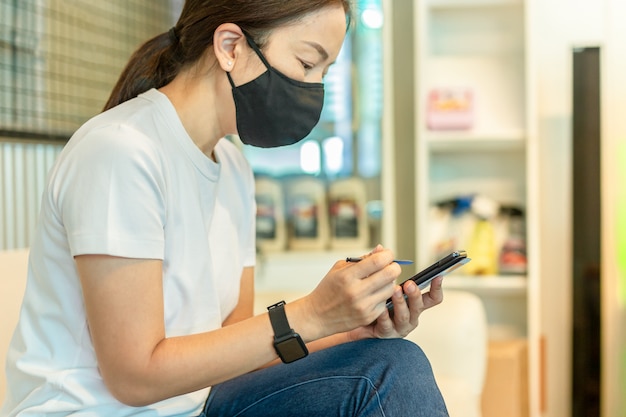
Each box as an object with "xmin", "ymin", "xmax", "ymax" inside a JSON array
[
  {"xmin": 226, "ymin": 71, "xmax": 236, "ymax": 89},
  {"xmin": 226, "ymin": 31, "xmax": 270, "ymax": 89},
  {"xmin": 242, "ymin": 31, "xmax": 272, "ymax": 69}
]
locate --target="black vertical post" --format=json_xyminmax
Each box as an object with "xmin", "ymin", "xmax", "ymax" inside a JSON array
[{"xmin": 572, "ymin": 46, "xmax": 602, "ymax": 417}]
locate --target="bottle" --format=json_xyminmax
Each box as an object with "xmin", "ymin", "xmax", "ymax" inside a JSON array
[
  {"xmin": 286, "ymin": 176, "xmax": 329, "ymax": 250},
  {"xmin": 498, "ymin": 207, "xmax": 527, "ymax": 275},
  {"xmin": 444, "ymin": 196, "xmax": 475, "ymax": 261},
  {"xmin": 429, "ymin": 199, "xmax": 458, "ymax": 261},
  {"xmin": 465, "ymin": 219, "xmax": 498, "ymax": 275},
  {"xmin": 254, "ymin": 176, "xmax": 287, "ymax": 253},
  {"xmin": 328, "ymin": 177, "xmax": 369, "ymax": 250},
  {"xmin": 464, "ymin": 195, "xmax": 499, "ymax": 276}
]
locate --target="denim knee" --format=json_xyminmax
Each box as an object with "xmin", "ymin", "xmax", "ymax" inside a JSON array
[
  {"xmin": 364, "ymin": 338, "xmax": 435, "ymax": 380},
  {"xmin": 348, "ymin": 338, "xmax": 448, "ymax": 416},
  {"xmin": 202, "ymin": 338, "xmax": 448, "ymax": 417}
]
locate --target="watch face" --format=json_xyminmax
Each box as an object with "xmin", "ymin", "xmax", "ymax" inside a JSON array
[{"xmin": 276, "ymin": 336, "xmax": 308, "ymax": 363}]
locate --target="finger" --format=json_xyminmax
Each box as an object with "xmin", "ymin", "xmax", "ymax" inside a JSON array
[
  {"xmin": 389, "ymin": 286, "xmax": 410, "ymax": 324},
  {"xmin": 374, "ymin": 306, "xmax": 395, "ymax": 335},
  {"xmin": 370, "ymin": 244, "xmax": 384, "ymax": 254},
  {"xmin": 363, "ymin": 263, "xmax": 402, "ymax": 302},
  {"xmin": 345, "ymin": 244, "xmax": 385, "ymax": 265},
  {"xmin": 346, "ymin": 245, "xmax": 393, "ymax": 267},
  {"xmin": 347, "ymin": 250, "xmax": 399, "ymax": 283},
  {"xmin": 422, "ymin": 276, "xmax": 444, "ymax": 309},
  {"xmin": 402, "ymin": 280, "xmax": 424, "ymax": 326}
]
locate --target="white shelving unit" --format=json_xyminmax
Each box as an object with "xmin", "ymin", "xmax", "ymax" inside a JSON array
[
  {"xmin": 414, "ymin": 0, "xmax": 531, "ymax": 334},
  {"xmin": 413, "ymin": 0, "xmax": 540, "ymax": 414},
  {"xmin": 444, "ymin": 275, "xmax": 527, "ymax": 295}
]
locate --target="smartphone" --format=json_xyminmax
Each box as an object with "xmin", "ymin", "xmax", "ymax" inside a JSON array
[{"xmin": 385, "ymin": 250, "xmax": 471, "ymax": 311}]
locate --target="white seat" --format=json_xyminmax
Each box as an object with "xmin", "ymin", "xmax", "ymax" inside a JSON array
[
  {"xmin": 0, "ymin": 249, "xmax": 29, "ymax": 405},
  {"xmin": 405, "ymin": 290, "xmax": 488, "ymax": 417}
]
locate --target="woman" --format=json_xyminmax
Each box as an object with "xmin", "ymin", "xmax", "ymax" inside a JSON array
[{"xmin": 1, "ymin": 1, "xmax": 449, "ymax": 415}]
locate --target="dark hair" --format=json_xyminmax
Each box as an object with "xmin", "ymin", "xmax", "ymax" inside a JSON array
[{"xmin": 103, "ymin": 0, "xmax": 352, "ymax": 111}]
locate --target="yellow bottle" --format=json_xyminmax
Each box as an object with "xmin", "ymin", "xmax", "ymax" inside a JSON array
[{"xmin": 465, "ymin": 218, "xmax": 498, "ymax": 276}]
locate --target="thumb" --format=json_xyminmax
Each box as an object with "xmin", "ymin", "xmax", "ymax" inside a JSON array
[{"xmin": 370, "ymin": 244, "xmax": 384, "ymax": 254}]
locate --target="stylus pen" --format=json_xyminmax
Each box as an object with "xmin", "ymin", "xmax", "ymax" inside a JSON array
[{"xmin": 346, "ymin": 257, "xmax": 414, "ymax": 265}]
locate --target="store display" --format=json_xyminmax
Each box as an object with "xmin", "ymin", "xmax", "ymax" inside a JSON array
[
  {"xmin": 254, "ymin": 176, "xmax": 287, "ymax": 252},
  {"xmin": 426, "ymin": 87, "xmax": 474, "ymax": 131},
  {"xmin": 498, "ymin": 207, "xmax": 527, "ymax": 275},
  {"xmin": 253, "ymin": 176, "xmax": 378, "ymax": 253},
  {"xmin": 328, "ymin": 177, "xmax": 369, "ymax": 249},
  {"xmin": 428, "ymin": 195, "xmax": 528, "ymax": 277},
  {"xmin": 285, "ymin": 176, "xmax": 329, "ymax": 250},
  {"xmin": 429, "ymin": 196, "xmax": 475, "ymax": 263}
]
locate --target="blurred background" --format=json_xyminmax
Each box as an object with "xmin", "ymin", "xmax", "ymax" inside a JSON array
[{"xmin": 1, "ymin": 1, "xmax": 624, "ymax": 416}]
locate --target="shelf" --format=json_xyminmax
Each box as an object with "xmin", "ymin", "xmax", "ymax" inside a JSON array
[
  {"xmin": 256, "ymin": 251, "xmax": 527, "ymax": 296},
  {"xmin": 443, "ymin": 274, "xmax": 527, "ymax": 295},
  {"xmin": 410, "ymin": 0, "xmax": 553, "ymax": 411},
  {"xmin": 425, "ymin": 129, "xmax": 525, "ymax": 152},
  {"xmin": 427, "ymin": 0, "xmax": 522, "ymax": 9}
]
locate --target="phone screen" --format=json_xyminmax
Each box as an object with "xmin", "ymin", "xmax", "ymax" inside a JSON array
[{"xmin": 385, "ymin": 250, "xmax": 471, "ymax": 311}]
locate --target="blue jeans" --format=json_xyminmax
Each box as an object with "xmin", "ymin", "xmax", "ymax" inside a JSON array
[{"xmin": 199, "ymin": 338, "xmax": 449, "ymax": 416}]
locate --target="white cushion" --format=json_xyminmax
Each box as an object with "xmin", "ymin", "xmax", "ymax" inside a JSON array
[
  {"xmin": 436, "ymin": 376, "xmax": 483, "ymax": 417},
  {"xmin": 405, "ymin": 290, "xmax": 488, "ymax": 417}
]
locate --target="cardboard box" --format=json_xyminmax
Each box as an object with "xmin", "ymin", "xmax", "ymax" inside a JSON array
[{"xmin": 482, "ymin": 339, "xmax": 529, "ymax": 417}]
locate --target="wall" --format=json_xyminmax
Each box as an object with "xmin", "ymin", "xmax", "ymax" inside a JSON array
[
  {"xmin": 0, "ymin": 140, "xmax": 63, "ymax": 249},
  {"xmin": 0, "ymin": 1, "xmax": 174, "ymax": 250},
  {"xmin": 602, "ymin": 0, "xmax": 626, "ymax": 415},
  {"xmin": 384, "ymin": 0, "xmax": 417, "ymax": 265},
  {"xmin": 531, "ymin": 0, "xmax": 576, "ymax": 408},
  {"xmin": 531, "ymin": 0, "xmax": 625, "ymax": 416},
  {"xmin": 384, "ymin": 0, "xmax": 620, "ymax": 415}
]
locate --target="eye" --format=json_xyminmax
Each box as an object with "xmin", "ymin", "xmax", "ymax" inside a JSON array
[{"xmin": 299, "ymin": 60, "xmax": 314, "ymax": 71}]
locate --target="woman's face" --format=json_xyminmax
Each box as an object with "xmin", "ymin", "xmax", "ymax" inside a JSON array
[
  {"xmin": 216, "ymin": 5, "xmax": 347, "ymax": 140},
  {"xmin": 251, "ymin": 5, "xmax": 347, "ymax": 84}
]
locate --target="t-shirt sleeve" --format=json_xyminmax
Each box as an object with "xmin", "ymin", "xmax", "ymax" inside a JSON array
[{"xmin": 54, "ymin": 124, "xmax": 166, "ymax": 259}]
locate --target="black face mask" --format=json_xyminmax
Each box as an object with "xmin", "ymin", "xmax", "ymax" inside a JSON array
[{"xmin": 226, "ymin": 34, "xmax": 325, "ymax": 148}]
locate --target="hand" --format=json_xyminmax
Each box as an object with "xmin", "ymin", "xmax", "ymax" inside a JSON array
[
  {"xmin": 301, "ymin": 245, "xmax": 402, "ymax": 339},
  {"xmin": 346, "ymin": 275, "xmax": 444, "ymax": 341}
]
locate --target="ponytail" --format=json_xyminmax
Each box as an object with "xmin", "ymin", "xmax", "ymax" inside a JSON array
[{"xmin": 102, "ymin": 28, "xmax": 183, "ymax": 111}]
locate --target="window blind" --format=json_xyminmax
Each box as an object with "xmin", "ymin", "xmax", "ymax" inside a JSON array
[{"xmin": 0, "ymin": 0, "xmax": 175, "ymax": 140}]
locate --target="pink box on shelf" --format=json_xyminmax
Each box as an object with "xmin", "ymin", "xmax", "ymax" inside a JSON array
[{"xmin": 426, "ymin": 88, "xmax": 474, "ymax": 131}]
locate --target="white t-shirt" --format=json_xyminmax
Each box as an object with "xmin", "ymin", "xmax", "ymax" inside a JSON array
[{"xmin": 1, "ymin": 89, "xmax": 256, "ymax": 416}]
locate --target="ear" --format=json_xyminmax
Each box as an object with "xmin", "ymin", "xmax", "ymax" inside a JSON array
[{"xmin": 213, "ymin": 23, "xmax": 245, "ymax": 72}]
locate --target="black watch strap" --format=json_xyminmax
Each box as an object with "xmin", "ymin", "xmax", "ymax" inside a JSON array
[
  {"xmin": 267, "ymin": 300, "xmax": 308, "ymax": 363},
  {"xmin": 267, "ymin": 301, "xmax": 292, "ymax": 338}
]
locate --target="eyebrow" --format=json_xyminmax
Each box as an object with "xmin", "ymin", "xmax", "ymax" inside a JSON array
[{"xmin": 304, "ymin": 41, "xmax": 329, "ymax": 62}]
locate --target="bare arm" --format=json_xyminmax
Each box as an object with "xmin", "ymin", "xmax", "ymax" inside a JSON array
[
  {"xmin": 75, "ymin": 247, "xmax": 431, "ymax": 407},
  {"xmin": 76, "ymin": 256, "xmax": 283, "ymax": 406},
  {"xmin": 222, "ymin": 267, "xmax": 255, "ymax": 326}
]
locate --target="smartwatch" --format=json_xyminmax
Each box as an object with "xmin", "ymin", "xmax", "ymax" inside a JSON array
[{"xmin": 267, "ymin": 301, "xmax": 308, "ymax": 363}]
